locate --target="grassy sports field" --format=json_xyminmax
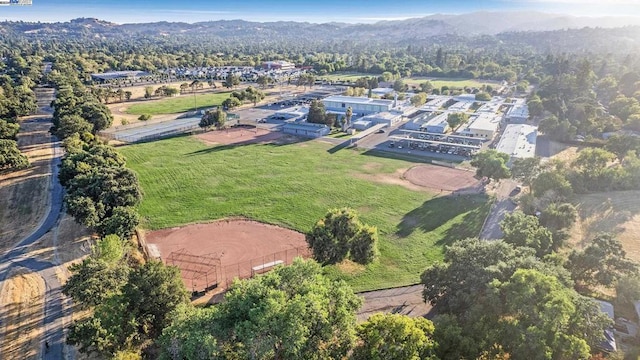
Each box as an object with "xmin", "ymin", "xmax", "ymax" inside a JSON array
[
  {"xmin": 119, "ymin": 137, "xmax": 489, "ymax": 291},
  {"xmin": 403, "ymin": 77, "xmax": 493, "ymax": 89},
  {"xmin": 319, "ymin": 72, "xmax": 493, "ymax": 89},
  {"xmin": 126, "ymin": 92, "xmax": 232, "ymax": 116}
]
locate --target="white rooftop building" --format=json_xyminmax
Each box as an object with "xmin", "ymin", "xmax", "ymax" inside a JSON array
[
  {"xmin": 423, "ymin": 96, "xmax": 450, "ymax": 111},
  {"xmin": 322, "ymin": 95, "xmax": 395, "ymax": 115},
  {"xmin": 371, "ymin": 87, "xmax": 394, "ymax": 96},
  {"xmin": 459, "ymin": 113, "xmax": 501, "ymax": 139},
  {"xmin": 448, "ymin": 101, "xmax": 474, "ymax": 112},
  {"xmin": 476, "ymin": 101, "xmax": 501, "ymax": 113},
  {"xmin": 506, "ymin": 103, "xmax": 530, "ymax": 122},
  {"xmin": 360, "ymin": 111, "xmax": 403, "ymax": 127},
  {"xmin": 495, "ymin": 124, "xmax": 537, "ymax": 166}
]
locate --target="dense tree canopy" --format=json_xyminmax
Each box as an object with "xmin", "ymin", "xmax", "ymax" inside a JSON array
[
  {"xmin": 422, "ymin": 239, "xmax": 609, "ymax": 359},
  {"xmin": 159, "ymin": 259, "xmax": 362, "ymax": 360}
]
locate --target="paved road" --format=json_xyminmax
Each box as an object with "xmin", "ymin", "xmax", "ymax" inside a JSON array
[
  {"xmin": 357, "ymin": 284, "xmax": 432, "ymax": 322},
  {"xmin": 479, "ymin": 179, "xmax": 518, "ymax": 240},
  {"xmin": 0, "ymin": 90, "xmax": 68, "ymax": 359}
]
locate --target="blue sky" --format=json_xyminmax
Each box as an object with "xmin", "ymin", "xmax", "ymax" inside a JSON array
[{"xmin": 0, "ymin": 0, "xmax": 638, "ymax": 24}]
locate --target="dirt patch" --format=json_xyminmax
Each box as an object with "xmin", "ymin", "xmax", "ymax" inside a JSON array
[
  {"xmin": 353, "ymin": 168, "xmax": 433, "ymax": 193},
  {"xmin": 569, "ymin": 191, "xmax": 640, "ymax": 261},
  {"xmin": 0, "ymin": 267, "xmax": 45, "ymax": 360},
  {"xmin": 403, "ymin": 165, "xmax": 482, "ymax": 193},
  {"xmin": 195, "ymin": 127, "xmax": 284, "ymax": 146},
  {"xmin": 0, "ymin": 116, "xmax": 54, "ymax": 252},
  {"xmin": 145, "ymin": 218, "xmax": 309, "ymax": 292}
]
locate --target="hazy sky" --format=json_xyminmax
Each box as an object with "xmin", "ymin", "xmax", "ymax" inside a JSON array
[{"xmin": 0, "ymin": 0, "xmax": 639, "ymax": 24}]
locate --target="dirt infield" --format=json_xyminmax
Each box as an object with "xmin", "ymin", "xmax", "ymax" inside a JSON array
[
  {"xmin": 403, "ymin": 164, "xmax": 482, "ymax": 193},
  {"xmin": 145, "ymin": 219, "xmax": 309, "ymax": 291},
  {"xmin": 195, "ymin": 127, "xmax": 284, "ymax": 146}
]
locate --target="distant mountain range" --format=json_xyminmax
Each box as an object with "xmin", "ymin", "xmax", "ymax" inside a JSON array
[{"xmin": 2, "ymin": 11, "xmax": 639, "ymax": 44}]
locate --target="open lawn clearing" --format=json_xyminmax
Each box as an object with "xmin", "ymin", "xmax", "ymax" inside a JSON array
[
  {"xmin": 0, "ymin": 267, "xmax": 45, "ymax": 360},
  {"xmin": 119, "ymin": 137, "xmax": 490, "ymax": 291},
  {"xmin": 319, "ymin": 72, "xmax": 374, "ymax": 82},
  {"xmin": 569, "ymin": 191, "xmax": 640, "ymax": 262},
  {"xmin": 126, "ymin": 92, "xmax": 232, "ymax": 116},
  {"xmin": 404, "ymin": 77, "xmax": 493, "ymax": 89},
  {"xmin": 0, "ymin": 116, "xmax": 54, "ymax": 253},
  {"xmin": 319, "ymin": 73, "xmax": 494, "ymax": 90}
]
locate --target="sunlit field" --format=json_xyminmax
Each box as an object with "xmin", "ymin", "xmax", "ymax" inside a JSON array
[{"xmin": 119, "ymin": 136, "xmax": 490, "ymax": 291}]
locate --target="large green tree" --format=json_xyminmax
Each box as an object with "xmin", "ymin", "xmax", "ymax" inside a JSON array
[
  {"xmin": 307, "ymin": 99, "xmax": 328, "ymax": 125},
  {"xmin": 470, "ymin": 150, "xmax": 511, "ymax": 181},
  {"xmin": 510, "ymin": 157, "xmax": 542, "ymax": 186},
  {"xmin": 159, "ymin": 259, "xmax": 362, "ymax": 360},
  {"xmin": 446, "ymin": 112, "xmax": 468, "ymax": 130},
  {"xmin": 223, "ymin": 74, "xmax": 240, "ymax": 89},
  {"xmin": 567, "ymin": 233, "xmax": 638, "ymax": 288},
  {"xmin": 352, "ymin": 313, "xmax": 438, "ymax": 360},
  {"xmin": 199, "ymin": 108, "xmax": 227, "ymax": 131},
  {"xmin": 63, "ymin": 256, "xmax": 129, "ymax": 308},
  {"xmin": 0, "ymin": 139, "xmax": 28, "ymax": 170},
  {"xmin": 68, "ymin": 261, "xmax": 188, "ymax": 357},
  {"xmin": 500, "ymin": 211, "xmax": 554, "ymax": 256},
  {"xmin": 306, "ymin": 208, "xmax": 378, "ymax": 265},
  {"xmin": 531, "ymin": 170, "xmax": 573, "ymax": 199}
]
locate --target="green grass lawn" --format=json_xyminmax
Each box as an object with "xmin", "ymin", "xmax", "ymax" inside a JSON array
[
  {"xmin": 126, "ymin": 92, "xmax": 232, "ymax": 115},
  {"xmin": 405, "ymin": 77, "xmax": 494, "ymax": 89},
  {"xmin": 319, "ymin": 72, "xmax": 494, "ymax": 90},
  {"xmin": 319, "ymin": 72, "xmax": 373, "ymax": 82},
  {"xmin": 119, "ymin": 137, "xmax": 490, "ymax": 291}
]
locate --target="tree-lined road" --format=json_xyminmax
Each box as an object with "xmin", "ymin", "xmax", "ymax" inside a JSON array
[{"xmin": 0, "ymin": 87, "xmax": 69, "ymax": 360}]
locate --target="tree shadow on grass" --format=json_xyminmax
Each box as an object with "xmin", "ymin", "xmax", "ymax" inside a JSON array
[
  {"xmin": 359, "ymin": 148, "xmax": 444, "ymax": 165},
  {"xmin": 396, "ymin": 194, "xmax": 490, "ymax": 247},
  {"xmin": 185, "ymin": 135, "xmax": 309, "ymax": 156}
]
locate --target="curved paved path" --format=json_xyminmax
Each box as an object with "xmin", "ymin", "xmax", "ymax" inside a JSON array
[{"xmin": 0, "ymin": 92, "xmax": 69, "ymax": 359}]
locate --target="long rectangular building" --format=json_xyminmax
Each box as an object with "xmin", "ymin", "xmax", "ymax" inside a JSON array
[
  {"xmin": 495, "ymin": 124, "xmax": 537, "ymax": 166},
  {"xmin": 322, "ymin": 95, "xmax": 394, "ymax": 115},
  {"xmin": 459, "ymin": 113, "xmax": 501, "ymax": 139}
]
